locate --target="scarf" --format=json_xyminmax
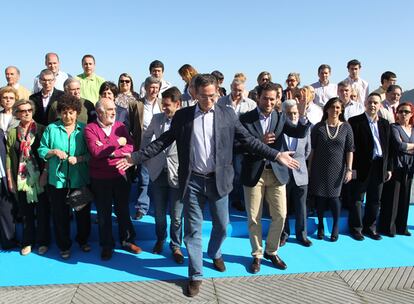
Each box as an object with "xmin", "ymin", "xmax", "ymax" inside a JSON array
[{"xmin": 16, "ymin": 122, "xmax": 44, "ymax": 203}]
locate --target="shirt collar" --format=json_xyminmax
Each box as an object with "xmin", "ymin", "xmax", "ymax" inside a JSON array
[
  {"xmin": 97, "ymin": 117, "xmax": 114, "ymax": 129},
  {"xmin": 257, "ymin": 107, "xmax": 272, "ymax": 119},
  {"xmin": 365, "ymin": 112, "xmax": 378, "ymax": 123},
  {"xmin": 195, "ymin": 103, "xmax": 215, "ymax": 114}
]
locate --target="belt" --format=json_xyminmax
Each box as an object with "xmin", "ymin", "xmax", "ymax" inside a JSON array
[{"xmin": 191, "ymin": 171, "xmax": 215, "ymax": 178}]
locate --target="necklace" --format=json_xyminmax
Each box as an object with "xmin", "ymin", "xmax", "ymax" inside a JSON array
[{"xmin": 325, "ymin": 121, "xmax": 340, "ymax": 139}]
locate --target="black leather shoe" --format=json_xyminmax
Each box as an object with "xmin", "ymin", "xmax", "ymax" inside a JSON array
[
  {"xmin": 299, "ymin": 238, "xmax": 313, "ymax": 247},
  {"xmin": 250, "ymin": 258, "xmax": 261, "ymax": 274},
  {"xmin": 402, "ymin": 230, "xmax": 412, "ymax": 236},
  {"xmin": 172, "ymin": 248, "xmax": 184, "ymax": 264},
  {"xmin": 263, "ymin": 252, "xmax": 287, "ymax": 270},
  {"xmin": 351, "ymin": 232, "xmax": 365, "ymax": 241},
  {"xmin": 212, "ymin": 257, "xmax": 226, "ymax": 272},
  {"xmin": 330, "ymin": 234, "xmax": 338, "ymax": 242},
  {"xmin": 363, "ymin": 230, "xmax": 382, "ymax": 240},
  {"xmin": 187, "ymin": 280, "xmax": 202, "ymax": 297},
  {"xmin": 101, "ymin": 248, "xmax": 113, "ymax": 261},
  {"xmin": 152, "ymin": 240, "xmax": 164, "ymax": 254}
]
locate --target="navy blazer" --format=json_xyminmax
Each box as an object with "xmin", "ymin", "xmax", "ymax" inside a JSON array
[
  {"xmin": 348, "ymin": 113, "xmax": 392, "ymax": 183},
  {"xmin": 239, "ymin": 108, "xmax": 311, "ymax": 187},
  {"xmin": 133, "ymin": 103, "xmax": 278, "ymax": 198}
]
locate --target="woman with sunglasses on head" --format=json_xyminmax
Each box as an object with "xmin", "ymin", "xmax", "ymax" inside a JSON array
[
  {"xmin": 6, "ymin": 100, "xmax": 51, "ymax": 256},
  {"xmin": 378, "ymin": 102, "xmax": 414, "ymax": 237},
  {"xmin": 115, "ymin": 73, "xmax": 140, "ymax": 110},
  {"xmin": 38, "ymin": 94, "xmax": 91, "ymax": 259}
]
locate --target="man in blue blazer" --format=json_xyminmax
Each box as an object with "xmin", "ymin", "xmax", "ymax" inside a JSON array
[
  {"xmin": 117, "ymin": 74, "xmax": 301, "ymax": 297},
  {"xmin": 240, "ymin": 84, "xmax": 310, "ymax": 274}
]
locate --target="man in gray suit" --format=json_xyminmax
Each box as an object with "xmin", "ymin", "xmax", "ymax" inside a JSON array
[
  {"xmin": 141, "ymin": 87, "xmax": 184, "ymax": 264},
  {"xmin": 117, "ymin": 74, "xmax": 300, "ymax": 297},
  {"xmin": 280, "ymin": 99, "xmax": 312, "ymax": 247}
]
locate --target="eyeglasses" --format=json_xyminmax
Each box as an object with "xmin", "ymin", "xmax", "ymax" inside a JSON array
[
  {"xmin": 398, "ymin": 110, "xmax": 411, "ymax": 115},
  {"xmin": 17, "ymin": 109, "xmax": 33, "ymax": 114},
  {"xmin": 40, "ymin": 78, "xmax": 54, "ymax": 83},
  {"xmin": 119, "ymin": 80, "xmax": 131, "ymax": 84}
]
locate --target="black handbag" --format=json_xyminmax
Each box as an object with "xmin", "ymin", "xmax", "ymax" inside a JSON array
[{"xmin": 63, "ymin": 145, "xmax": 93, "ymax": 211}]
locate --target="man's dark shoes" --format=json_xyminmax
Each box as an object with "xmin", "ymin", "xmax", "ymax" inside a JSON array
[
  {"xmin": 317, "ymin": 227, "xmax": 325, "ymax": 240},
  {"xmin": 101, "ymin": 248, "xmax": 113, "ymax": 261},
  {"xmin": 351, "ymin": 232, "xmax": 365, "ymax": 241},
  {"xmin": 299, "ymin": 238, "xmax": 313, "ymax": 247},
  {"xmin": 279, "ymin": 238, "xmax": 287, "ymax": 247},
  {"xmin": 231, "ymin": 201, "xmax": 245, "ymax": 212},
  {"xmin": 187, "ymin": 280, "xmax": 202, "ymax": 297},
  {"xmin": 152, "ymin": 240, "xmax": 164, "ymax": 254},
  {"xmin": 212, "ymin": 257, "xmax": 226, "ymax": 272},
  {"xmin": 250, "ymin": 258, "xmax": 261, "ymax": 274},
  {"xmin": 172, "ymin": 248, "xmax": 184, "ymax": 264},
  {"xmin": 363, "ymin": 230, "xmax": 382, "ymax": 240},
  {"xmin": 263, "ymin": 252, "xmax": 287, "ymax": 270}
]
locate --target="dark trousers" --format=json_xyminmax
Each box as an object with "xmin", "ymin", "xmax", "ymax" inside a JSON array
[
  {"xmin": 0, "ymin": 181, "xmax": 16, "ymax": 249},
  {"xmin": 48, "ymin": 186, "xmax": 91, "ymax": 251},
  {"xmin": 315, "ymin": 196, "xmax": 341, "ymax": 236},
  {"xmin": 379, "ymin": 168, "xmax": 412, "ymax": 235},
  {"xmin": 349, "ymin": 158, "xmax": 384, "ymax": 234},
  {"xmin": 17, "ymin": 191, "xmax": 51, "ymax": 247},
  {"xmin": 281, "ymin": 180, "xmax": 308, "ymax": 241},
  {"xmin": 91, "ymin": 176, "xmax": 136, "ymax": 249}
]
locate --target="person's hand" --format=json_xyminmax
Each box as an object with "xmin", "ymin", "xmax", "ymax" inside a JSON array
[
  {"xmin": 263, "ymin": 132, "xmax": 276, "ymax": 144},
  {"xmin": 39, "ymin": 171, "xmax": 48, "ymax": 187},
  {"xmin": 95, "ymin": 140, "xmax": 103, "ymax": 146},
  {"xmin": 115, "ymin": 153, "xmax": 134, "ymax": 171},
  {"xmin": 117, "ymin": 137, "xmax": 127, "ymax": 146},
  {"xmin": 7, "ymin": 179, "xmax": 16, "ymax": 194},
  {"xmin": 275, "ymin": 151, "xmax": 299, "ymax": 169},
  {"xmin": 296, "ymin": 90, "xmax": 308, "ymax": 116},
  {"xmin": 344, "ymin": 171, "xmax": 352, "ymax": 184},
  {"xmin": 54, "ymin": 149, "xmax": 68, "ymax": 160},
  {"xmin": 68, "ymin": 156, "xmax": 78, "ymax": 165},
  {"xmin": 385, "ymin": 171, "xmax": 392, "ymax": 182},
  {"xmin": 286, "ymin": 90, "xmax": 293, "ymax": 100}
]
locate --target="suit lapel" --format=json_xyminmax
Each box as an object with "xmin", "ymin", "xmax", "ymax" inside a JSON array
[{"xmin": 252, "ymin": 110, "xmax": 264, "ymax": 137}]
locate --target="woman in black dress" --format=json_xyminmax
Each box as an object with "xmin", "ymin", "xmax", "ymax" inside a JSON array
[
  {"xmin": 309, "ymin": 97, "xmax": 354, "ymax": 241},
  {"xmin": 379, "ymin": 102, "xmax": 414, "ymax": 236}
]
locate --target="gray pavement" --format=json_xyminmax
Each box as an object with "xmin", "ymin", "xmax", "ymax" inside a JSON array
[{"xmin": 2, "ymin": 266, "xmax": 414, "ymax": 304}]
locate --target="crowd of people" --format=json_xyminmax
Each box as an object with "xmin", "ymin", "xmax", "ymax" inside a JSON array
[{"xmin": 0, "ymin": 53, "xmax": 412, "ymax": 297}]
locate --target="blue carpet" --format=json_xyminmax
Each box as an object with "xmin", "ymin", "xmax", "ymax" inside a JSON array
[{"xmin": 1, "ymin": 204, "xmax": 414, "ymax": 287}]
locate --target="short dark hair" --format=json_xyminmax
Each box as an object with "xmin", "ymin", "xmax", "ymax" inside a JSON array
[
  {"xmin": 318, "ymin": 64, "xmax": 331, "ymax": 74},
  {"xmin": 194, "ymin": 73, "xmax": 218, "ymax": 92},
  {"xmin": 347, "ymin": 59, "xmax": 361, "ymax": 68},
  {"xmin": 211, "ymin": 70, "xmax": 224, "ymax": 82},
  {"xmin": 257, "ymin": 82, "xmax": 281, "ymax": 98},
  {"xmin": 162, "ymin": 86, "xmax": 182, "ymax": 103},
  {"xmin": 367, "ymin": 92, "xmax": 382, "ymax": 100},
  {"xmin": 57, "ymin": 94, "xmax": 82, "ymax": 114},
  {"xmin": 321, "ymin": 97, "xmax": 345, "ymax": 122},
  {"xmin": 99, "ymin": 81, "xmax": 119, "ymax": 98},
  {"xmin": 149, "ymin": 60, "xmax": 164, "ymax": 72},
  {"xmin": 386, "ymin": 84, "xmax": 402, "ymax": 93},
  {"xmin": 380, "ymin": 71, "xmax": 397, "ymax": 84},
  {"xmin": 81, "ymin": 54, "xmax": 95, "ymax": 64}
]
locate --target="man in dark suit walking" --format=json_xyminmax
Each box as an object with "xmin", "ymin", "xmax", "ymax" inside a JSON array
[
  {"xmin": 348, "ymin": 92, "xmax": 392, "ymax": 241},
  {"xmin": 117, "ymin": 74, "xmax": 300, "ymax": 297},
  {"xmin": 240, "ymin": 85, "xmax": 310, "ymax": 274},
  {"xmin": 30, "ymin": 69, "xmax": 64, "ymax": 126}
]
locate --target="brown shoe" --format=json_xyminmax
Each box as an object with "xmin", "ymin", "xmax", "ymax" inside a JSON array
[
  {"xmin": 152, "ymin": 240, "xmax": 164, "ymax": 254},
  {"xmin": 134, "ymin": 210, "xmax": 144, "ymax": 220},
  {"xmin": 186, "ymin": 280, "xmax": 202, "ymax": 297},
  {"xmin": 212, "ymin": 257, "xmax": 226, "ymax": 272},
  {"xmin": 172, "ymin": 248, "xmax": 184, "ymax": 264},
  {"xmin": 122, "ymin": 242, "xmax": 142, "ymax": 254},
  {"xmin": 250, "ymin": 258, "xmax": 261, "ymax": 274}
]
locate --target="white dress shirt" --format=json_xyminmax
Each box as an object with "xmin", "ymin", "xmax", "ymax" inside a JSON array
[
  {"xmin": 344, "ymin": 100, "xmax": 365, "ymax": 121},
  {"xmin": 311, "ymin": 81, "xmax": 338, "ymax": 108},
  {"xmin": 143, "ymin": 98, "xmax": 161, "ymax": 131},
  {"xmin": 306, "ymin": 103, "xmax": 323, "ymax": 125},
  {"xmin": 345, "ymin": 77, "xmax": 369, "ymax": 104}
]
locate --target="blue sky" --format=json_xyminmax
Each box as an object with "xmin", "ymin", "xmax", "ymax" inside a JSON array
[{"xmin": 1, "ymin": 0, "xmax": 413, "ymax": 94}]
